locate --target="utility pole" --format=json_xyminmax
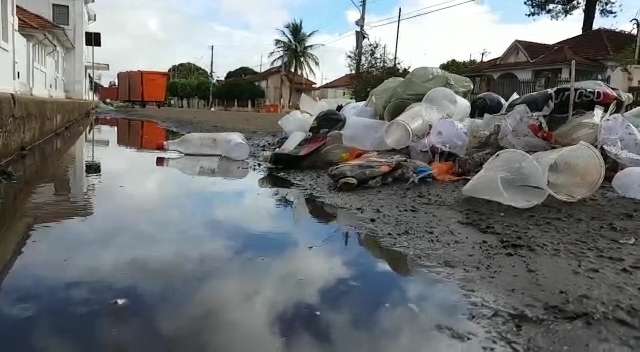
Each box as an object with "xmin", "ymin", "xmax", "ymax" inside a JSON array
[
  {"xmin": 259, "ymin": 53, "xmax": 263, "ymax": 72},
  {"xmin": 480, "ymin": 49, "xmax": 489, "ymax": 62},
  {"xmin": 209, "ymin": 45, "xmax": 214, "ymax": 108},
  {"xmin": 632, "ymin": 18, "xmax": 640, "ymax": 65},
  {"xmin": 355, "ymin": 0, "xmax": 367, "ymax": 73},
  {"xmin": 393, "ymin": 7, "xmax": 401, "ymax": 68}
]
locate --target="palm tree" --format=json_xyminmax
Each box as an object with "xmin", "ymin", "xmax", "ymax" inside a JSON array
[{"xmin": 269, "ymin": 19, "xmax": 321, "ymax": 108}]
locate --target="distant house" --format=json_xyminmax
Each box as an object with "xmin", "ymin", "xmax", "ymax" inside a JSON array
[
  {"xmin": 314, "ymin": 73, "xmax": 355, "ymax": 99},
  {"xmin": 249, "ymin": 67, "xmax": 316, "ymax": 109},
  {"xmin": 468, "ymin": 28, "xmax": 639, "ymax": 98}
]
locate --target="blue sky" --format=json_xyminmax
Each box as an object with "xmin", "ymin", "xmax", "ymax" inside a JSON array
[{"xmin": 91, "ymin": 0, "xmax": 639, "ymax": 83}]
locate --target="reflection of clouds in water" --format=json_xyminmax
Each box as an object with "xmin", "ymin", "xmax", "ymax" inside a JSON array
[{"xmin": 154, "ymin": 248, "xmax": 350, "ymax": 352}]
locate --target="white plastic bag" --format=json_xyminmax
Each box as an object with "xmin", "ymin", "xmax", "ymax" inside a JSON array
[
  {"xmin": 427, "ymin": 119, "xmax": 469, "ymax": 156},
  {"xmin": 278, "ymin": 111, "xmax": 314, "ymax": 136},
  {"xmin": 341, "ymin": 101, "xmax": 376, "ymax": 120}
]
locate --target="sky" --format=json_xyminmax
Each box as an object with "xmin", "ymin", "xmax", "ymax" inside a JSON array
[{"xmin": 90, "ymin": 0, "xmax": 639, "ymax": 84}]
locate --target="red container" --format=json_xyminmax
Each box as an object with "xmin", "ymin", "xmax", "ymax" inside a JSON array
[
  {"xmin": 117, "ymin": 72, "xmax": 130, "ymax": 101},
  {"xmin": 99, "ymin": 87, "xmax": 118, "ymax": 101},
  {"xmin": 116, "ymin": 70, "xmax": 170, "ymax": 105}
]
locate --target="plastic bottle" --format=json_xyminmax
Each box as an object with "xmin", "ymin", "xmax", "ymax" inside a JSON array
[
  {"xmin": 422, "ymin": 87, "xmax": 471, "ymax": 121},
  {"xmin": 342, "ymin": 116, "xmax": 391, "ymax": 151},
  {"xmin": 384, "ymin": 104, "xmax": 438, "ymax": 149},
  {"xmin": 165, "ymin": 133, "xmax": 250, "ymax": 160},
  {"xmin": 156, "ymin": 156, "xmax": 249, "ymax": 179}
]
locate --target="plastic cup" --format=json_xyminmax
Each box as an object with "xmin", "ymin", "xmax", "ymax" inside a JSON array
[
  {"xmin": 384, "ymin": 104, "xmax": 431, "ymax": 149},
  {"xmin": 422, "ymin": 87, "xmax": 471, "ymax": 121},
  {"xmin": 383, "ymin": 99, "xmax": 413, "ymax": 121},
  {"xmin": 532, "ymin": 142, "xmax": 605, "ymax": 202},
  {"xmin": 462, "ymin": 149, "xmax": 549, "ymax": 209}
]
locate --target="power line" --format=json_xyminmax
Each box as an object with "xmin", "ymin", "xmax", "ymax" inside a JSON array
[
  {"xmin": 368, "ymin": 0, "xmax": 476, "ymax": 29},
  {"xmin": 348, "ymin": 0, "xmax": 361, "ymax": 13},
  {"xmin": 366, "ymin": 0, "xmax": 459, "ymax": 27}
]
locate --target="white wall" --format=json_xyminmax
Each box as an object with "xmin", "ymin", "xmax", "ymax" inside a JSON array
[
  {"xmin": 13, "ymin": 31, "xmax": 29, "ymax": 93},
  {"xmin": 315, "ymin": 87, "xmax": 352, "ymax": 100},
  {"xmin": 0, "ymin": 0, "xmax": 16, "ymax": 92},
  {"xmin": 18, "ymin": 0, "xmax": 92, "ymax": 99}
]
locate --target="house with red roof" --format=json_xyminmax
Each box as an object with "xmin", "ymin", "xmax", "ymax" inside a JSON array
[
  {"xmin": 248, "ymin": 67, "xmax": 316, "ymax": 109},
  {"xmin": 467, "ymin": 28, "xmax": 638, "ymax": 98},
  {"xmin": 314, "ymin": 73, "xmax": 355, "ymax": 100}
]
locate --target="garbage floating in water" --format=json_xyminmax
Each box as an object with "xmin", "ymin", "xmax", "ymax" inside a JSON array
[
  {"xmin": 156, "ymin": 156, "xmax": 249, "ymax": 179},
  {"xmin": 165, "ymin": 132, "xmax": 250, "ymax": 161},
  {"xmin": 612, "ymin": 167, "xmax": 640, "ymax": 200}
]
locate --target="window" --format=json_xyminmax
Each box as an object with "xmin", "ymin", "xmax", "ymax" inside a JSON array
[
  {"xmin": 52, "ymin": 4, "xmax": 69, "ymax": 26},
  {"xmin": 1, "ymin": 0, "xmax": 9, "ymax": 45}
]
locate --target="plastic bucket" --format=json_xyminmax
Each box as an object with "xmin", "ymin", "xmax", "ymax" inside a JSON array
[
  {"xmin": 532, "ymin": 142, "xmax": 605, "ymax": 202},
  {"xmin": 384, "ymin": 104, "xmax": 430, "ymax": 149},
  {"xmin": 462, "ymin": 149, "xmax": 549, "ymax": 209}
]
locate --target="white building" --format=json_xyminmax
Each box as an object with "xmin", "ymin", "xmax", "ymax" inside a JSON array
[
  {"xmin": 314, "ymin": 73, "xmax": 354, "ymax": 100},
  {"xmin": 0, "ymin": 0, "xmax": 17, "ymax": 93},
  {"xmin": 0, "ymin": 0, "xmax": 100, "ymax": 99}
]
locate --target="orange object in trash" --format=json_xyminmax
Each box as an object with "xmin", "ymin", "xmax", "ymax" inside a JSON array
[{"xmin": 431, "ymin": 162, "xmax": 463, "ymax": 182}]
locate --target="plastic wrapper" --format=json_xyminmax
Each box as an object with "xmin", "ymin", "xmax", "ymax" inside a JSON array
[
  {"xmin": 498, "ymin": 105, "xmax": 551, "ymax": 152},
  {"xmin": 367, "ymin": 77, "xmax": 405, "ymax": 118},
  {"xmin": 341, "ymin": 101, "xmax": 376, "ymax": 120},
  {"xmin": 422, "ymin": 87, "xmax": 471, "ymax": 121}
]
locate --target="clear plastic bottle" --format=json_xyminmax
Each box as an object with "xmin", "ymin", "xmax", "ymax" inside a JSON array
[
  {"xmin": 165, "ymin": 133, "xmax": 250, "ymax": 160},
  {"xmin": 156, "ymin": 156, "xmax": 249, "ymax": 179}
]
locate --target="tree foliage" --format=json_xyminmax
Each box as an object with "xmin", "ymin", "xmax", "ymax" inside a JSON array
[
  {"xmin": 439, "ymin": 59, "xmax": 478, "ymax": 76},
  {"xmin": 214, "ymin": 80, "xmax": 265, "ymax": 101},
  {"xmin": 270, "ymin": 19, "xmax": 321, "ymax": 106},
  {"xmin": 225, "ymin": 67, "xmax": 259, "ymax": 80},
  {"xmin": 168, "ymin": 62, "xmax": 209, "ymax": 81},
  {"xmin": 524, "ymin": 0, "xmax": 619, "ymax": 33},
  {"xmin": 346, "ymin": 40, "xmax": 409, "ymax": 101}
]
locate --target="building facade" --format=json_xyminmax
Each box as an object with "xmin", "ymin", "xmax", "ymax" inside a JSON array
[
  {"xmin": 468, "ymin": 29, "xmax": 638, "ymax": 98},
  {"xmin": 2, "ymin": 0, "xmax": 99, "ymax": 99},
  {"xmin": 249, "ymin": 67, "xmax": 316, "ymax": 109},
  {"xmin": 314, "ymin": 73, "xmax": 354, "ymax": 100}
]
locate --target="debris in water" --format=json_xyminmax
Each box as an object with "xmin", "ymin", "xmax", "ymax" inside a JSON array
[
  {"xmin": 618, "ymin": 237, "xmax": 636, "ymax": 245},
  {"xmin": 0, "ymin": 169, "xmax": 17, "ymax": 183},
  {"xmin": 111, "ymin": 298, "xmax": 129, "ymax": 306}
]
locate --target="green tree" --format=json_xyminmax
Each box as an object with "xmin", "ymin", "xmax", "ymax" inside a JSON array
[
  {"xmin": 346, "ymin": 41, "xmax": 409, "ymax": 101},
  {"xmin": 270, "ymin": 19, "xmax": 321, "ymax": 107},
  {"xmin": 168, "ymin": 62, "xmax": 209, "ymax": 81},
  {"xmin": 214, "ymin": 80, "xmax": 265, "ymax": 102},
  {"xmin": 195, "ymin": 79, "xmax": 212, "ymax": 102},
  {"xmin": 439, "ymin": 59, "xmax": 478, "ymax": 76},
  {"xmin": 524, "ymin": 0, "xmax": 619, "ymax": 33},
  {"xmin": 225, "ymin": 67, "xmax": 259, "ymax": 80}
]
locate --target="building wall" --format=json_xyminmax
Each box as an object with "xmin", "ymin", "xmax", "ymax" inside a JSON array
[
  {"xmin": 491, "ymin": 69, "xmax": 533, "ymax": 80},
  {"xmin": 315, "ymin": 87, "xmax": 352, "ymax": 100},
  {"xmin": 17, "ymin": 0, "xmax": 92, "ymax": 99},
  {"xmin": 0, "ymin": 0, "xmax": 16, "ymax": 93},
  {"xmin": 13, "ymin": 32, "xmax": 28, "ymax": 93}
]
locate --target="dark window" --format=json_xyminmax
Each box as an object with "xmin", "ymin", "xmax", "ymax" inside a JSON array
[{"xmin": 52, "ymin": 4, "xmax": 69, "ymax": 26}]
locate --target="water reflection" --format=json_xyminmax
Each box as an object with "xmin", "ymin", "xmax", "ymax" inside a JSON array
[
  {"xmin": 156, "ymin": 156, "xmax": 249, "ymax": 179},
  {"xmin": 0, "ymin": 118, "xmax": 497, "ymax": 351}
]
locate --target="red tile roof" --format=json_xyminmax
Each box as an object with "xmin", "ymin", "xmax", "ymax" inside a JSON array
[
  {"xmin": 16, "ymin": 6, "xmax": 62, "ymax": 32},
  {"xmin": 469, "ymin": 28, "xmax": 634, "ymax": 75},
  {"xmin": 317, "ymin": 73, "xmax": 355, "ymax": 89},
  {"xmin": 248, "ymin": 67, "xmax": 316, "ymax": 87},
  {"xmin": 515, "ymin": 40, "xmax": 553, "ymax": 60}
]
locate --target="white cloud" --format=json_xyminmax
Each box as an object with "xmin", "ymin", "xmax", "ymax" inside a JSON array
[{"xmin": 91, "ymin": 0, "xmax": 634, "ymax": 85}]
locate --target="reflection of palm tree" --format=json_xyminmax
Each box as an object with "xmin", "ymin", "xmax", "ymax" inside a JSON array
[{"xmin": 270, "ymin": 19, "xmax": 321, "ymax": 109}]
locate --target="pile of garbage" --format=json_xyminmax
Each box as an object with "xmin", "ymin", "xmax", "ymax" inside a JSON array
[{"xmin": 264, "ymin": 66, "xmax": 640, "ymax": 208}]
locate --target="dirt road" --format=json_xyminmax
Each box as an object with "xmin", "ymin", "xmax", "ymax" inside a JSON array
[{"xmin": 121, "ymin": 107, "xmax": 640, "ymax": 352}]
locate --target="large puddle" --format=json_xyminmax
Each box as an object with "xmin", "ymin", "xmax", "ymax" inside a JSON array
[{"xmin": 0, "ymin": 117, "xmax": 496, "ymax": 351}]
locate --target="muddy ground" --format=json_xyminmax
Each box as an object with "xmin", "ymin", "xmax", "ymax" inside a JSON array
[{"xmin": 121, "ymin": 107, "xmax": 640, "ymax": 352}]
